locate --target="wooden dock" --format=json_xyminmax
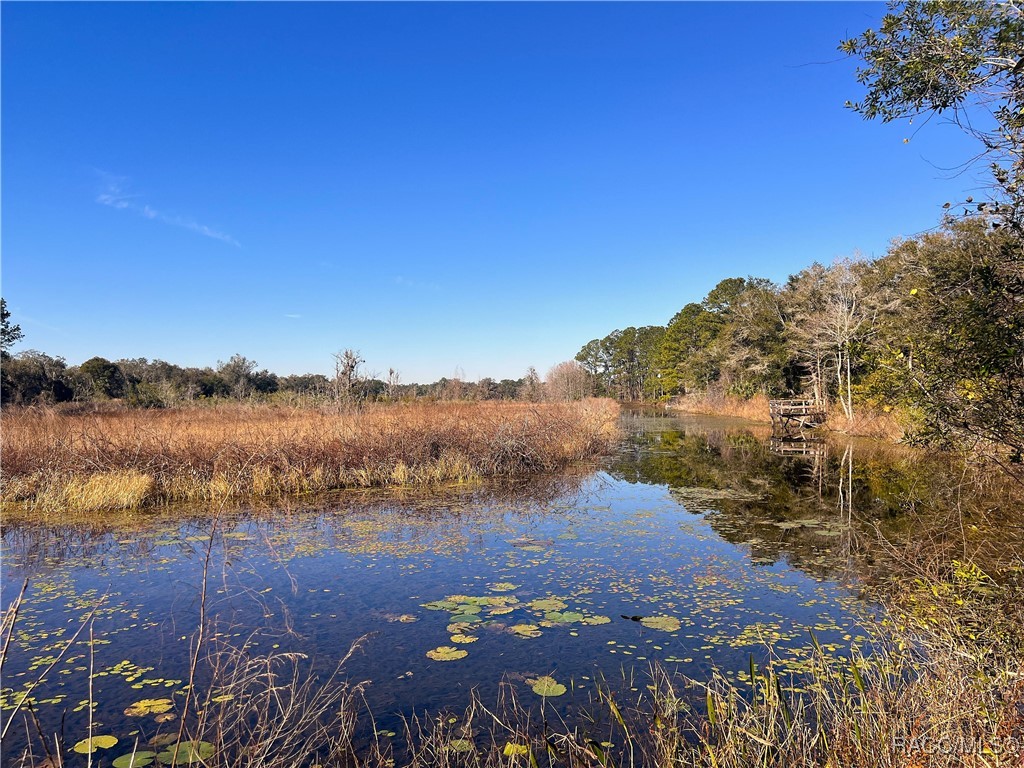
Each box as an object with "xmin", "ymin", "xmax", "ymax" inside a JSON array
[
  {"xmin": 769, "ymin": 436, "xmax": 826, "ymax": 456},
  {"xmin": 769, "ymin": 399, "xmax": 825, "ymax": 432}
]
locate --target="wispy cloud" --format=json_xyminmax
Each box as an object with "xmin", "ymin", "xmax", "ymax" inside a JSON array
[
  {"xmin": 284, "ymin": 313, "xmax": 302, "ymax": 319},
  {"xmin": 96, "ymin": 172, "xmax": 240, "ymax": 247}
]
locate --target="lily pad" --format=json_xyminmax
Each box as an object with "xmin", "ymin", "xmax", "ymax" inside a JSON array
[
  {"xmin": 544, "ymin": 611, "xmax": 585, "ymax": 624},
  {"xmin": 529, "ymin": 598, "xmax": 567, "ymax": 611},
  {"xmin": 509, "ymin": 624, "xmax": 542, "ymax": 638},
  {"xmin": 426, "ymin": 646, "xmax": 468, "ymax": 661},
  {"xmin": 640, "ymin": 616, "xmax": 682, "ymax": 632},
  {"xmin": 113, "ymin": 751, "xmax": 157, "ymax": 768},
  {"xmin": 582, "ymin": 615, "xmax": 611, "ymax": 625},
  {"xmin": 503, "ymin": 742, "xmax": 530, "ymax": 756},
  {"xmin": 73, "ymin": 735, "xmax": 119, "ymax": 754},
  {"xmin": 447, "ymin": 739, "xmax": 475, "ymax": 753},
  {"xmin": 450, "ymin": 634, "xmax": 478, "ymax": 644},
  {"xmin": 124, "ymin": 698, "xmax": 174, "ymax": 717},
  {"xmin": 153, "ymin": 713, "xmax": 176, "ymax": 724},
  {"xmin": 149, "ymin": 734, "xmax": 178, "ymax": 748},
  {"xmin": 422, "ymin": 600, "xmax": 459, "ymax": 611},
  {"xmin": 489, "ymin": 582, "xmax": 518, "ymax": 592},
  {"xmin": 528, "ymin": 675, "xmax": 567, "ymax": 697},
  {"xmin": 157, "ymin": 741, "xmax": 216, "ymax": 764}
]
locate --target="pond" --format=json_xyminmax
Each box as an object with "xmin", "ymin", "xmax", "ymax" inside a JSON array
[{"xmin": 0, "ymin": 410, "xmax": 992, "ymax": 760}]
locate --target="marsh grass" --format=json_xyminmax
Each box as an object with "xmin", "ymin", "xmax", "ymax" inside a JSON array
[
  {"xmin": 0, "ymin": 400, "xmax": 620, "ymax": 513},
  {"xmin": 671, "ymin": 393, "xmax": 909, "ymax": 440}
]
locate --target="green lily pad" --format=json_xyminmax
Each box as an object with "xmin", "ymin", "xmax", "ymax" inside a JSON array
[
  {"xmin": 450, "ymin": 633, "xmax": 478, "ymax": 644},
  {"xmin": 157, "ymin": 740, "xmax": 215, "ymax": 764},
  {"xmin": 446, "ymin": 616, "xmax": 482, "ymax": 632},
  {"xmin": 426, "ymin": 646, "xmax": 468, "ymax": 661},
  {"xmin": 488, "ymin": 582, "xmax": 518, "ymax": 592},
  {"xmin": 113, "ymin": 751, "xmax": 157, "ymax": 768},
  {"xmin": 149, "ymin": 734, "xmax": 178, "ymax": 748},
  {"xmin": 528, "ymin": 675, "xmax": 567, "ymax": 697},
  {"xmin": 124, "ymin": 698, "xmax": 174, "ymax": 717},
  {"xmin": 422, "ymin": 600, "xmax": 459, "ymax": 611},
  {"xmin": 640, "ymin": 616, "xmax": 681, "ymax": 632},
  {"xmin": 582, "ymin": 615, "xmax": 611, "ymax": 625}
]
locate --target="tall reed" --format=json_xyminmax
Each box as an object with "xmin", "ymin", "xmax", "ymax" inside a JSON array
[{"xmin": 1, "ymin": 400, "xmax": 620, "ymax": 513}]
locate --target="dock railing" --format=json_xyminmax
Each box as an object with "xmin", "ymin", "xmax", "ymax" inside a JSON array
[{"xmin": 768, "ymin": 399, "xmax": 825, "ymax": 431}]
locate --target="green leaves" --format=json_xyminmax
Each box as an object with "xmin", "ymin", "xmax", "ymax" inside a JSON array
[
  {"xmin": 112, "ymin": 751, "xmax": 158, "ymax": 768},
  {"xmin": 156, "ymin": 741, "xmax": 216, "ymax": 764},
  {"xmin": 528, "ymin": 675, "xmax": 567, "ymax": 697}
]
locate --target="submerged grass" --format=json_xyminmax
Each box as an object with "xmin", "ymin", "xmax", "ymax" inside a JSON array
[{"xmin": 0, "ymin": 399, "xmax": 620, "ymax": 513}]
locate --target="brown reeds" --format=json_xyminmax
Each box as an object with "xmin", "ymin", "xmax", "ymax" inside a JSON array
[
  {"xmin": 670, "ymin": 393, "xmax": 773, "ymax": 423},
  {"xmin": 0, "ymin": 399, "xmax": 620, "ymax": 513}
]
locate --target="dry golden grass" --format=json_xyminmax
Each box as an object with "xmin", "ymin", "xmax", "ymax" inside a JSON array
[
  {"xmin": 672, "ymin": 393, "xmax": 909, "ymax": 440},
  {"xmin": 825, "ymin": 407, "xmax": 907, "ymax": 440},
  {"xmin": 670, "ymin": 393, "xmax": 773, "ymax": 423},
  {"xmin": 0, "ymin": 399, "xmax": 620, "ymax": 512}
]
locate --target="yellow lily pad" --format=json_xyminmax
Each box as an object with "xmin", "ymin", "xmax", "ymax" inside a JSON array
[
  {"xmin": 426, "ymin": 646, "xmax": 468, "ymax": 661},
  {"xmin": 73, "ymin": 735, "xmax": 118, "ymax": 754},
  {"xmin": 640, "ymin": 616, "xmax": 681, "ymax": 632},
  {"xmin": 124, "ymin": 698, "xmax": 174, "ymax": 717}
]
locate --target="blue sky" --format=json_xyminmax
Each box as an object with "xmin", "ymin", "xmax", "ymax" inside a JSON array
[{"xmin": 2, "ymin": 2, "xmax": 984, "ymax": 383}]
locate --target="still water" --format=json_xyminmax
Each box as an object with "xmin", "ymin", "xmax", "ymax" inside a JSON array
[{"xmin": 2, "ymin": 411, "xmax": 962, "ymax": 756}]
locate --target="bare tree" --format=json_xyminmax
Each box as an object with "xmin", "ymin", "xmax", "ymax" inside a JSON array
[
  {"xmin": 518, "ymin": 367, "xmax": 544, "ymax": 402},
  {"xmin": 332, "ymin": 349, "xmax": 364, "ymax": 405},
  {"xmin": 385, "ymin": 368, "xmax": 401, "ymax": 401},
  {"xmin": 545, "ymin": 360, "xmax": 592, "ymax": 401},
  {"xmin": 785, "ymin": 259, "xmax": 885, "ymax": 421}
]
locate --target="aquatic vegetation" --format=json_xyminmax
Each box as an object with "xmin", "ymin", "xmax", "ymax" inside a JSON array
[
  {"xmin": 123, "ymin": 697, "xmax": 173, "ymax": 716},
  {"xmin": 426, "ymin": 646, "xmax": 468, "ymax": 661},
  {"xmin": 156, "ymin": 740, "xmax": 215, "ymax": 763},
  {"xmin": 508, "ymin": 624, "xmax": 542, "ymax": 638},
  {"xmin": 72, "ymin": 734, "xmax": 118, "ymax": 753},
  {"xmin": 527, "ymin": 675, "xmax": 566, "ymax": 697},
  {"xmin": 112, "ymin": 750, "xmax": 157, "ymax": 768},
  {"xmin": 639, "ymin": 616, "xmax": 681, "ymax": 632}
]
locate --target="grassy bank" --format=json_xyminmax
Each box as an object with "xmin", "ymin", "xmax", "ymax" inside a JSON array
[
  {"xmin": 0, "ymin": 399, "xmax": 620, "ymax": 513},
  {"xmin": 670, "ymin": 393, "xmax": 908, "ymax": 440}
]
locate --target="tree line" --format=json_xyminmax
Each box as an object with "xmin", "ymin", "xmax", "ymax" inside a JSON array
[
  {"xmin": 0, "ymin": 306, "xmax": 593, "ymax": 407},
  {"xmin": 576, "ymin": 0, "xmax": 1023, "ymax": 464}
]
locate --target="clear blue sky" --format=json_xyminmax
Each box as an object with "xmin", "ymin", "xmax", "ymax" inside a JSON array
[{"xmin": 2, "ymin": 2, "xmax": 984, "ymax": 383}]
